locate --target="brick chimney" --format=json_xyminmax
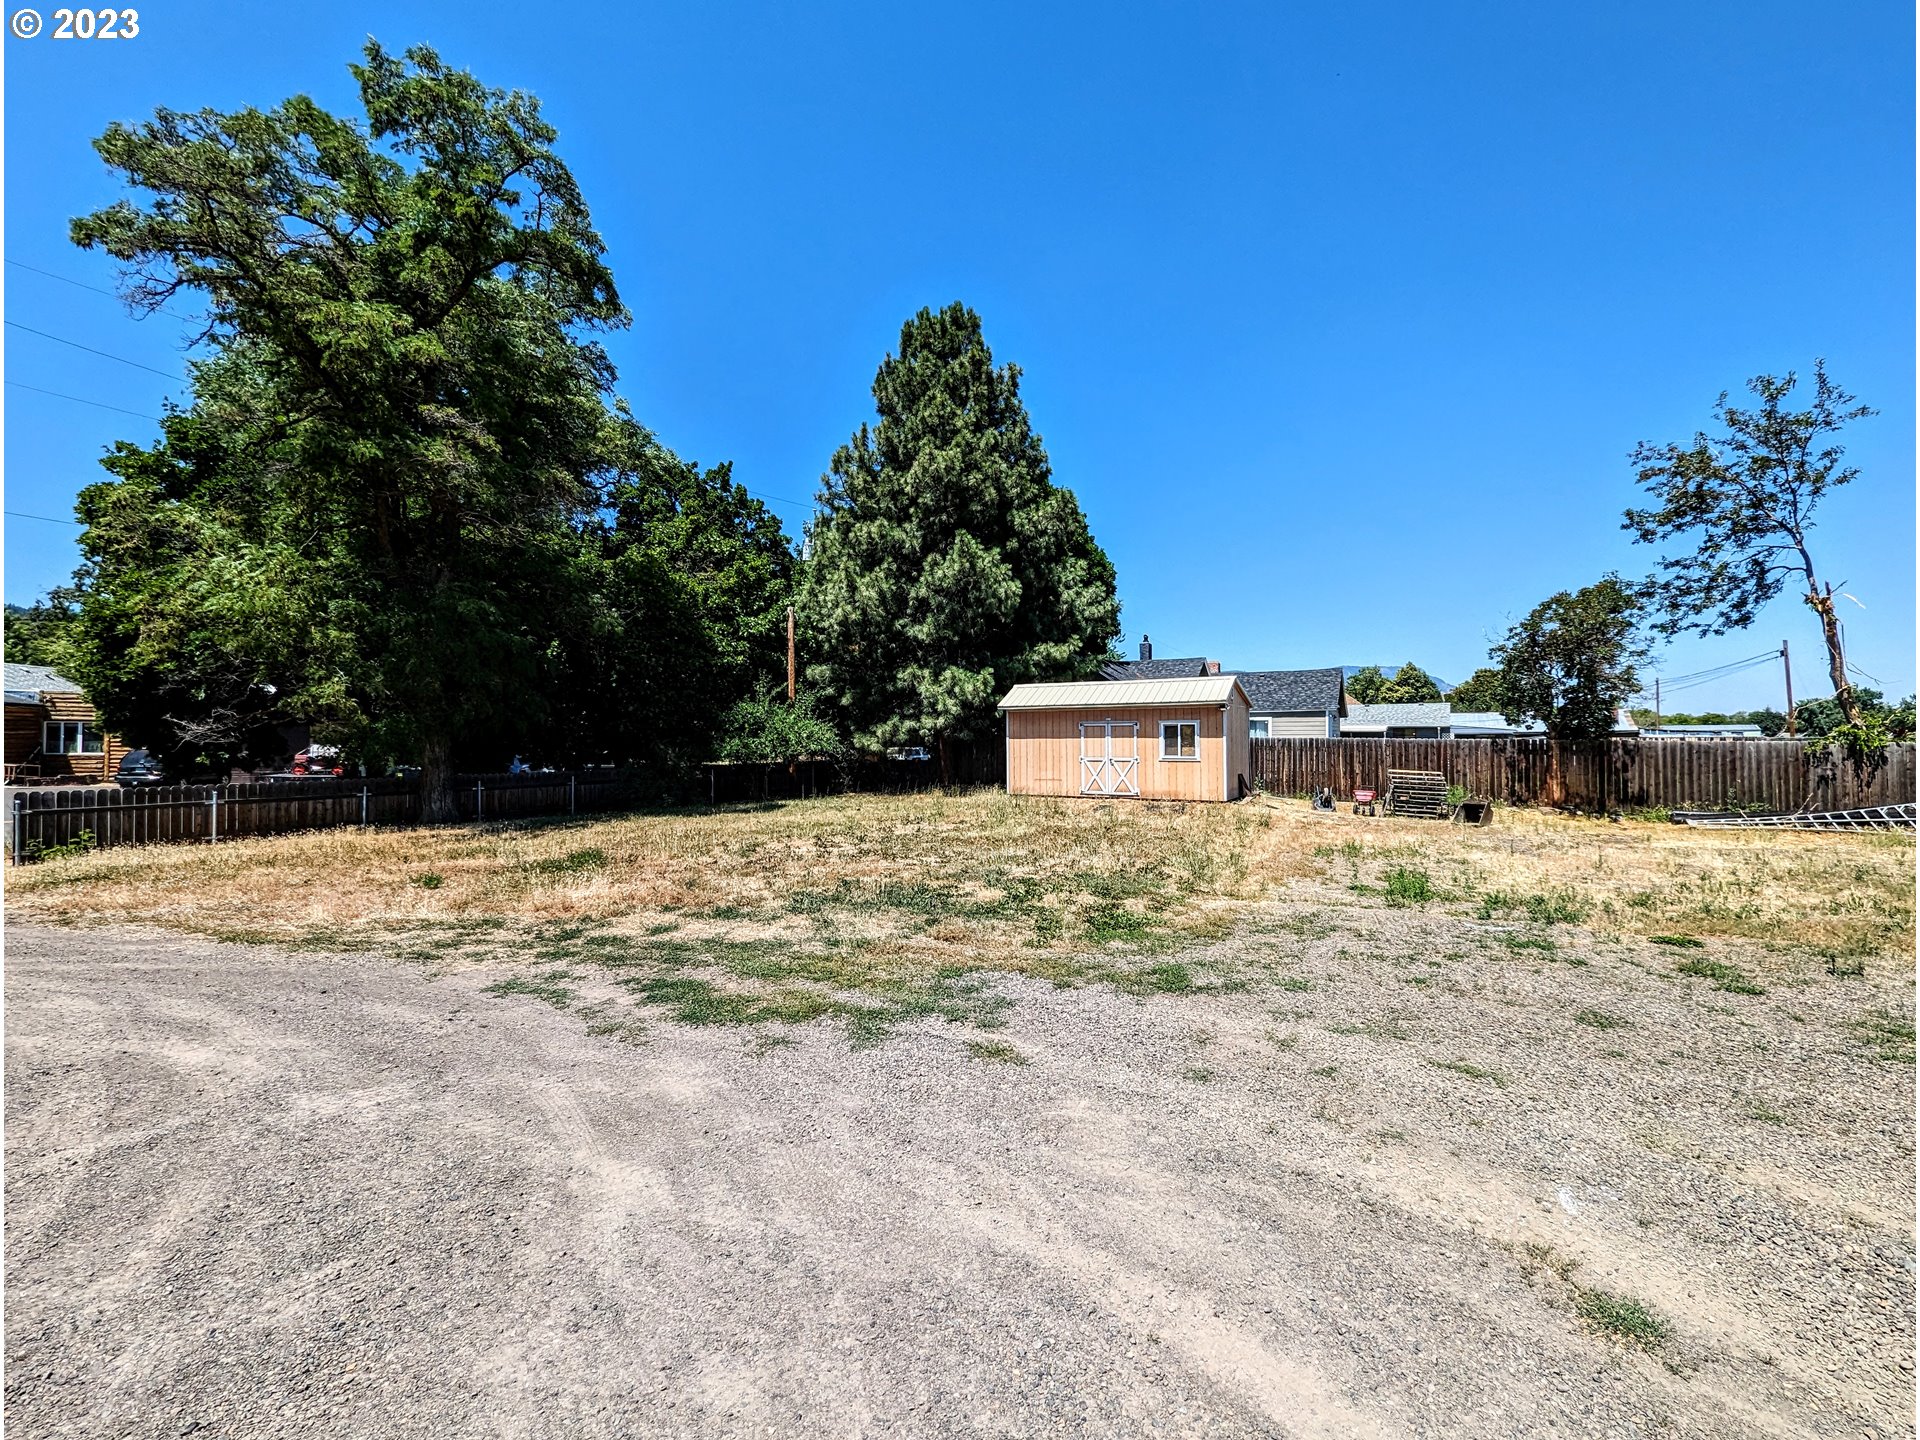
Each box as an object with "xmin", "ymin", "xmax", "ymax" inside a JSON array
[{"xmin": 1139, "ymin": 634, "xmax": 1153, "ymax": 661}]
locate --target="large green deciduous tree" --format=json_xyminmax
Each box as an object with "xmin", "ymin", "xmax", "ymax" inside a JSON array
[
  {"xmin": 798, "ymin": 303, "xmax": 1119, "ymax": 774},
  {"xmin": 1624, "ymin": 362, "xmax": 1875, "ymax": 729},
  {"xmin": 1490, "ymin": 577, "xmax": 1649, "ymax": 742},
  {"xmin": 1347, "ymin": 662, "xmax": 1443, "ymax": 705},
  {"xmin": 1445, "ymin": 667, "xmax": 1505, "ymax": 714},
  {"xmin": 2, "ymin": 597, "xmax": 81, "ymax": 669},
  {"xmin": 70, "ymin": 42, "xmax": 625, "ymax": 817}
]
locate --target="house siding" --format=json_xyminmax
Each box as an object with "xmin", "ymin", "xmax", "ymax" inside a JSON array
[
  {"xmin": 1257, "ymin": 711, "xmax": 1334, "ymax": 740},
  {"xmin": 7, "ymin": 690, "xmax": 125, "ymax": 781}
]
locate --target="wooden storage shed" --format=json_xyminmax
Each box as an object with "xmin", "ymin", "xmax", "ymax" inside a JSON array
[{"xmin": 1000, "ymin": 675, "xmax": 1252, "ymax": 802}]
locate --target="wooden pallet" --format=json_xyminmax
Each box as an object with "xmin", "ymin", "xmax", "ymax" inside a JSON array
[{"xmin": 1384, "ymin": 769, "xmax": 1449, "ymax": 819}]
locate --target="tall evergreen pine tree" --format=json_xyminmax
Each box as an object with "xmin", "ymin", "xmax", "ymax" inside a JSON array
[{"xmin": 799, "ymin": 304, "xmax": 1119, "ymax": 774}]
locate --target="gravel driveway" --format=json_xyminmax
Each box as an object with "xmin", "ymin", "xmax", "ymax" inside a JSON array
[{"xmin": 5, "ymin": 922, "xmax": 1911, "ymax": 1438}]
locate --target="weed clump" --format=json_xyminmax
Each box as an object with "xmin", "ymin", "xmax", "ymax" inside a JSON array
[{"xmin": 1383, "ymin": 867, "xmax": 1435, "ymax": 905}]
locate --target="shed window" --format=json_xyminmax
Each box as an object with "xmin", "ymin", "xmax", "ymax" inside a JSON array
[
  {"xmin": 1248, "ymin": 718, "xmax": 1269, "ymax": 740},
  {"xmin": 1159, "ymin": 721, "xmax": 1198, "ymax": 760},
  {"xmin": 44, "ymin": 721, "xmax": 101, "ymax": 755}
]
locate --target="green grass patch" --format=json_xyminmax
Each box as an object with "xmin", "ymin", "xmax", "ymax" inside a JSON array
[
  {"xmin": 1573, "ymin": 1288, "xmax": 1670, "ymax": 1350},
  {"xmin": 410, "ymin": 872, "xmax": 444, "ymax": 890},
  {"xmin": 1674, "ymin": 957, "xmax": 1766, "ymax": 995},
  {"xmin": 1327, "ymin": 1018, "xmax": 1411, "ymax": 1041},
  {"xmin": 1478, "ymin": 889, "xmax": 1588, "ymax": 924},
  {"xmin": 1083, "ymin": 902, "xmax": 1154, "ymax": 944},
  {"xmin": 1114, "ymin": 961, "xmax": 1194, "ymax": 995},
  {"xmin": 1274, "ymin": 975, "xmax": 1316, "ymax": 993},
  {"xmin": 1649, "ymin": 934, "xmax": 1703, "ymax": 948},
  {"xmin": 527, "ymin": 847, "xmax": 607, "ymax": 876},
  {"xmin": 1573, "ymin": 1009, "xmax": 1628, "ymax": 1031},
  {"xmin": 965, "ymin": 1038, "xmax": 1027, "ymax": 1065},
  {"xmin": 1846, "ymin": 1011, "xmax": 1916, "ymax": 1063},
  {"xmin": 482, "ymin": 974, "xmax": 576, "ymax": 1008},
  {"xmin": 1502, "ymin": 933, "xmax": 1556, "ymax": 953},
  {"xmin": 1427, "ymin": 1057, "xmax": 1509, "ymax": 1087}
]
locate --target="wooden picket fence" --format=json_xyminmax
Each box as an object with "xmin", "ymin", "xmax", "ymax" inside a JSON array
[
  {"xmin": 1247, "ymin": 737, "xmax": 1916, "ymax": 815},
  {"xmin": 7, "ymin": 772, "xmax": 626, "ymax": 863}
]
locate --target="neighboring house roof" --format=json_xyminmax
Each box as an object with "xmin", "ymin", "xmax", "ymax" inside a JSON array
[
  {"xmin": 1097, "ymin": 656, "xmax": 1213, "ymax": 681},
  {"xmin": 1643, "ymin": 724, "xmax": 1766, "ymax": 737},
  {"xmin": 1001, "ymin": 676, "xmax": 1247, "ymax": 710},
  {"xmin": 1611, "ymin": 707, "xmax": 1640, "ymax": 734},
  {"xmin": 2, "ymin": 663, "xmax": 80, "ymax": 695},
  {"xmin": 1238, "ymin": 667, "xmax": 1347, "ymax": 716},
  {"xmin": 1343, "ymin": 702, "xmax": 1453, "ymax": 731},
  {"xmin": 1447, "ymin": 711, "xmax": 1546, "ymax": 736}
]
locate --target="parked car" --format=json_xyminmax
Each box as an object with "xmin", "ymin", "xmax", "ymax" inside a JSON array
[{"xmin": 114, "ymin": 749, "xmax": 167, "ymax": 788}]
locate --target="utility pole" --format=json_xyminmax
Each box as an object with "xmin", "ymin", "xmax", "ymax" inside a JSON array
[
  {"xmin": 1781, "ymin": 639, "xmax": 1795, "ymax": 737},
  {"xmin": 1653, "ymin": 677, "xmax": 1660, "ymax": 729},
  {"xmin": 786, "ymin": 607, "xmax": 796, "ymax": 703}
]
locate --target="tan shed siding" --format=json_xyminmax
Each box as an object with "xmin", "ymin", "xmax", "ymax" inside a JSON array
[
  {"xmin": 1006, "ymin": 705, "xmax": 1231, "ymax": 801},
  {"xmin": 1226, "ymin": 693, "xmax": 1251, "ymax": 797}
]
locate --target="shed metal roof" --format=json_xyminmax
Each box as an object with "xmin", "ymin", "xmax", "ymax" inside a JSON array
[{"xmin": 1000, "ymin": 675, "xmax": 1247, "ymax": 710}]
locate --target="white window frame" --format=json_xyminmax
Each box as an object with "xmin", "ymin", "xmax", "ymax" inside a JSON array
[
  {"xmin": 1158, "ymin": 720, "xmax": 1199, "ymax": 762},
  {"xmin": 1248, "ymin": 718, "xmax": 1270, "ymax": 740},
  {"xmin": 43, "ymin": 721, "xmax": 101, "ymax": 755}
]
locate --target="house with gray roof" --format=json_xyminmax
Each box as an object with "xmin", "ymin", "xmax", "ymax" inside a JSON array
[
  {"xmin": 1100, "ymin": 635, "xmax": 1216, "ymax": 682},
  {"xmin": 1340, "ymin": 702, "xmax": 1452, "ymax": 738},
  {"xmin": 4, "ymin": 662, "xmax": 128, "ymax": 782},
  {"xmin": 1236, "ymin": 667, "xmax": 1347, "ymax": 738},
  {"xmin": 1447, "ymin": 710, "xmax": 1546, "ymax": 738}
]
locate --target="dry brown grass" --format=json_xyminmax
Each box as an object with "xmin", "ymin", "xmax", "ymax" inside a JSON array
[
  {"xmin": 8, "ymin": 792, "xmax": 1910, "ymax": 1021},
  {"xmin": 10, "ymin": 790, "xmax": 1911, "ymax": 951}
]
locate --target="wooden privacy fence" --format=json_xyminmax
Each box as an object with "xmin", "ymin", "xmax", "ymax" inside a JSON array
[
  {"xmin": 8, "ymin": 772, "xmax": 626, "ymax": 862},
  {"xmin": 1248, "ymin": 737, "xmax": 1916, "ymax": 815}
]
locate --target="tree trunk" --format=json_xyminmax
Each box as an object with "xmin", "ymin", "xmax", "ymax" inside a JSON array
[
  {"xmin": 937, "ymin": 735, "xmax": 953, "ymax": 789},
  {"xmin": 420, "ymin": 731, "xmax": 460, "ymax": 824},
  {"xmin": 1806, "ymin": 583, "xmax": 1862, "ymax": 726}
]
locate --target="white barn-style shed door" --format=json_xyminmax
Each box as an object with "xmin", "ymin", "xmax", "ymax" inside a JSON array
[{"xmin": 1078, "ymin": 720, "xmax": 1140, "ymax": 797}]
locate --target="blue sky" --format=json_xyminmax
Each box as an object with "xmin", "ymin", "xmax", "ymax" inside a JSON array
[{"xmin": 5, "ymin": 2, "xmax": 1913, "ymax": 711}]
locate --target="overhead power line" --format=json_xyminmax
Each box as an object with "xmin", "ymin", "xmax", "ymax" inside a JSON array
[
  {"xmin": 5, "ymin": 510, "xmax": 82, "ymax": 525},
  {"xmin": 4, "ymin": 319, "xmax": 817, "ymax": 520},
  {"xmin": 6, "ymin": 380, "xmax": 162, "ymax": 421},
  {"xmin": 5, "ymin": 320, "xmax": 187, "ymax": 381},
  {"xmin": 5, "ymin": 258, "xmax": 200, "ymax": 321}
]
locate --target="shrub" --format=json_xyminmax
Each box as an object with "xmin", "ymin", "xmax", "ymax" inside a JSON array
[{"xmin": 24, "ymin": 829, "xmax": 95, "ymax": 862}]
